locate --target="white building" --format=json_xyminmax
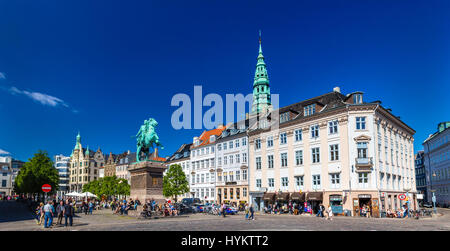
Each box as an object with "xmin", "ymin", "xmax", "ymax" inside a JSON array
[
  {"xmin": 54, "ymin": 154, "xmax": 70, "ymax": 198},
  {"xmin": 190, "ymin": 126, "xmax": 225, "ymax": 204},
  {"xmin": 215, "ymin": 122, "xmax": 250, "ymax": 206},
  {"xmin": 165, "ymin": 143, "xmax": 192, "ymax": 200}
]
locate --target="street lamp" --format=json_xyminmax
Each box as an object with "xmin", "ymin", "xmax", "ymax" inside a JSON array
[{"xmin": 431, "ymin": 172, "xmax": 437, "ymax": 214}]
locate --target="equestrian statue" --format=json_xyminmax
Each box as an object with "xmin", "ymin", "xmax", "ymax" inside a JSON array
[{"xmin": 135, "ymin": 118, "xmax": 163, "ymax": 162}]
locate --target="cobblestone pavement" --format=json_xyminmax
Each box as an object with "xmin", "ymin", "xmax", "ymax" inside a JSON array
[{"xmin": 1, "ymin": 201, "xmax": 449, "ymax": 231}]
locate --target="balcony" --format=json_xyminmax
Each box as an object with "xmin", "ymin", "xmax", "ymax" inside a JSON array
[{"xmin": 355, "ymin": 157, "xmax": 373, "ymax": 172}]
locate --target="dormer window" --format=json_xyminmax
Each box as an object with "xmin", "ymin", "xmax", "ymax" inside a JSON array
[
  {"xmin": 210, "ymin": 135, "xmax": 216, "ymax": 142},
  {"xmin": 353, "ymin": 94, "xmax": 363, "ymax": 104},
  {"xmin": 304, "ymin": 104, "xmax": 316, "ymax": 116},
  {"xmin": 280, "ymin": 112, "xmax": 290, "ymax": 123}
]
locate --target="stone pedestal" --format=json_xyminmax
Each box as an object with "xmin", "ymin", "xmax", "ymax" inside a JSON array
[{"xmin": 129, "ymin": 160, "xmax": 167, "ymax": 203}]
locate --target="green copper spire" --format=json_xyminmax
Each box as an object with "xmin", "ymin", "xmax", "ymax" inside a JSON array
[
  {"xmin": 85, "ymin": 145, "xmax": 90, "ymax": 155},
  {"xmin": 251, "ymin": 31, "xmax": 271, "ymax": 114},
  {"xmin": 74, "ymin": 131, "xmax": 81, "ymax": 150}
]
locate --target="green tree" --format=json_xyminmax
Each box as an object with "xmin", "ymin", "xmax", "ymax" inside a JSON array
[
  {"xmin": 163, "ymin": 164, "xmax": 189, "ymax": 202},
  {"xmin": 83, "ymin": 176, "xmax": 130, "ymax": 199},
  {"xmin": 14, "ymin": 150, "xmax": 59, "ymax": 197}
]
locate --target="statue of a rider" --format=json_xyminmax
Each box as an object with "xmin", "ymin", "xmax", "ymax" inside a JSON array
[{"xmin": 136, "ymin": 118, "xmax": 163, "ymax": 162}]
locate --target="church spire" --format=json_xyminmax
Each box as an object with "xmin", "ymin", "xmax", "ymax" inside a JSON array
[
  {"xmin": 74, "ymin": 131, "xmax": 81, "ymax": 150},
  {"xmin": 251, "ymin": 31, "xmax": 272, "ymax": 114}
]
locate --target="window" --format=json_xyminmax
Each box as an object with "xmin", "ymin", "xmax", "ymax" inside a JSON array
[
  {"xmin": 267, "ymin": 155, "xmax": 274, "ymax": 169},
  {"xmin": 206, "ymin": 173, "xmax": 209, "ymax": 183},
  {"xmin": 304, "ymin": 104, "xmax": 316, "ymax": 116},
  {"xmin": 235, "ymin": 139, "xmax": 240, "ymax": 148},
  {"xmin": 311, "ymin": 125, "xmax": 319, "ymax": 138},
  {"xmin": 358, "ymin": 173, "xmax": 369, "ymax": 188},
  {"xmin": 229, "ymin": 155, "xmax": 234, "ymax": 164},
  {"xmin": 330, "ymin": 173, "xmax": 340, "ymax": 189},
  {"xmin": 267, "ymin": 136, "xmax": 273, "ymax": 148},
  {"xmin": 295, "ymin": 176, "xmax": 304, "ymax": 189},
  {"xmin": 217, "ymin": 172, "xmax": 222, "ymax": 182},
  {"xmin": 356, "ymin": 117, "xmax": 366, "ymax": 130},
  {"xmin": 236, "ymin": 170, "xmax": 240, "ymax": 181},
  {"xmin": 312, "ymin": 175, "xmax": 321, "ymax": 189},
  {"xmin": 357, "ymin": 142, "xmax": 368, "ymax": 158},
  {"xmin": 224, "ymin": 156, "xmax": 227, "ymax": 165},
  {"xmin": 280, "ymin": 112, "xmax": 290, "ymax": 123},
  {"xmin": 268, "ymin": 178, "xmax": 274, "ymax": 187},
  {"xmin": 236, "ymin": 154, "xmax": 240, "ymax": 163},
  {"xmin": 330, "ymin": 144, "xmax": 339, "ymax": 161},
  {"xmin": 311, "ymin": 147, "xmax": 320, "ymax": 163},
  {"xmin": 353, "ymin": 94, "xmax": 363, "ymax": 104},
  {"xmin": 217, "ymin": 144, "xmax": 222, "ymax": 151},
  {"xmin": 281, "ymin": 153, "xmax": 288, "ymax": 167},
  {"xmin": 281, "ymin": 177, "xmax": 289, "ymax": 187},
  {"xmin": 329, "ymin": 120, "xmax": 338, "ymax": 134},
  {"xmin": 295, "ymin": 150, "xmax": 303, "ymax": 165},
  {"xmin": 242, "ymin": 138, "xmax": 247, "ymax": 146},
  {"xmin": 295, "ymin": 129, "xmax": 302, "ymax": 142},
  {"xmin": 242, "ymin": 153, "xmax": 247, "ymax": 163},
  {"xmin": 223, "ymin": 143, "xmax": 227, "ymax": 150},
  {"xmin": 243, "ymin": 187, "xmax": 247, "ymax": 197},
  {"xmin": 280, "ymin": 132, "xmax": 287, "ymax": 145},
  {"xmin": 256, "ymin": 179, "xmax": 261, "ymax": 188},
  {"xmin": 218, "ymin": 157, "xmax": 222, "ymax": 166},
  {"xmin": 229, "ymin": 172, "xmax": 234, "ymax": 182},
  {"xmin": 255, "ymin": 139, "xmax": 261, "ymax": 150},
  {"xmin": 256, "ymin": 157, "xmax": 261, "ymax": 170},
  {"xmin": 223, "ymin": 172, "xmax": 228, "ymax": 182},
  {"xmin": 242, "ymin": 169, "xmax": 247, "ymax": 180},
  {"xmin": 229, "ymin": 141, "xmax": 233, "ymax": 149}
]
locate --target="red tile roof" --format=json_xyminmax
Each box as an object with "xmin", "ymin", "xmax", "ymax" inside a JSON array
[{"xmin": 191, "ymin": 126, "xmax": 225, "ymax": 149}]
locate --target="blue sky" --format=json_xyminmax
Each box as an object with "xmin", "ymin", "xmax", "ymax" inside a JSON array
[{"xmin": 0, "ymin": 0, "xmax": 449, "ymax": 161}]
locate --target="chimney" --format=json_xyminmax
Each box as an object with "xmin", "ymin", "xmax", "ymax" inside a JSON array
[{"xmin": 333, "ymin": 87, "xmax": 341, "ymax": 93}]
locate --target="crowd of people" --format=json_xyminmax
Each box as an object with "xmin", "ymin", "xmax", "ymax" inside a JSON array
[{"xmin": 34, "ymin": 199, "xmax": 75, "ymax": 228}]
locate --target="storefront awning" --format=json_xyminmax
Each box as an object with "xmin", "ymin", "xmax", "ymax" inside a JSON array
[
  {"xmin": 276, "ymin": 192, "xmax": 289, "ymax": 201},
  {"xmin": 306, "ymin": 192, "xmax": 323, "ymax": 201},
  {"xmin": 263, "ymin": 193, "xmax": 275, "ymax": 200},
  {"xmin": 290, "ymin": 192, "xmax": 305, "ymax": 201}
]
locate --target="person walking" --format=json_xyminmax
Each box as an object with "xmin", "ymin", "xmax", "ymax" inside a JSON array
[
  {"xmin": 56, "ymin": 201, "xmax": 65, "ymax": 225},
  {"xmin": 244, "ymin": 203, "xmax": 249, "ymax": 220},
  {"xmin": 63, "ymin": 200, "xmax": 74, "ymax": 227},
  {"xmin": 249, "ymin": 204, "xmax": 255, "ymax": 220},
  {"xmin": 88, "ymin": 201, "xmax": 94, "ymax": 215},
  {"xmin": 328, "ymin": 205, "xmax": 333, "ymax": 221},
  {"xmin": 221, "ymin": 203, "xmax": 226, "ymax": 218},
  {"xmin": 43, "ymin": 201, "xmax": 54, "ymax": 228}
]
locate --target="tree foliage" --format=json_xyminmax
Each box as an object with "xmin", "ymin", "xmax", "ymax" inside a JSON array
[
  {"xmin": 163, "ymin": 164, "xmax": 189, "ymax": 202},
  {"xmin": 14, "ymin": 150, "xmax": 59, "ymax": 195},
  {"xmin": 82, "ymin": 176, "xmax": 130, "ymax": 199}
]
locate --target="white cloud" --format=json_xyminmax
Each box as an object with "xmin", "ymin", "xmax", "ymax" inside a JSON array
[
  {"xmin": 0, "ymin": 72, "xmax": 5, "ymax": 79},
  {"xmin": 9, "ymin": 86, "xmax": 71, "ymax": 109},
  {"xmin": 0, "ymin": 149, "xmax": 10, "ymax": 155}
]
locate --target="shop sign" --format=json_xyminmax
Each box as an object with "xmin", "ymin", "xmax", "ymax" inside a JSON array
[
  {"xmin": 398, "ymin": 194, "xmax": 406, "ymax": 200},
  {"xmin": 330, "ymin": 195, "xmax": 342, "ymax": 201},
  {"xmin": 358, "ymin": 194, "xmax": 371, "ymax": 199},
  {"xmin": 381, "ymin": 192, "xmax": 386, "ymax": 197},
  {"xmin": 417, "ymin": 194, "xmax": 424, "ymax": 200}
]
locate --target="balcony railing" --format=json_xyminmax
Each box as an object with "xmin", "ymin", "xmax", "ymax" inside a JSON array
[{"xmin": 355, "ymin": 157, "xmax": 373, "ymax": 172}]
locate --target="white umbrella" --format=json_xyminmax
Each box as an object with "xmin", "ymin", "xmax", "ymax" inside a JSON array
[
  {"xmin": 79, "ymin": 192, "xmax": 97, "ymax": 198},
  {"xmin": 66, "ymin": 192, "xmax": 82, "ymax": 197}
]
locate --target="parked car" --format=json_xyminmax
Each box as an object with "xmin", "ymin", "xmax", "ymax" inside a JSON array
[
  {"xmin": 422, "ymin": 203, "xmax": 433, "ymax": 208},
  {"xmin": 225, "ymin": 205, "xmax": 239, "ymax": 215},
  {"xmin": 176, "ymin": 203, "xmax": 195, "ymax": 214},
  {"xmin": 181, "ymin": 198, "xmax": 201, "ymax": 206},
  {"xmin": 193, "ymin": 203, "xmax": 206, "ymax": 213}
]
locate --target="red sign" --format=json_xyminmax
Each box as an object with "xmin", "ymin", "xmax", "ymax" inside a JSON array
[
  {"xmin": 42, "ymin": 184, "xmax": 52, "ymax": 193},
  {"xmin": 398, "ymin": 194, "xmax": 406, "ymax": 200}
]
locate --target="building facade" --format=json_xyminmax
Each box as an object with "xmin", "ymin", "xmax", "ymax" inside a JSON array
[
  {"xmin": 69, "ymin": 133, "xmax": 105, "ymax": 192},
  {"xmin": 104, "ymin": 152, "xmax": 117, "ymax": 177},
  {"xmin": 215, "ymin": 123, "xmax": 250, "ymax": 206},
  {"xmin": 248, "ymin": 88, "xmax": 417, "ymax": 216},
  {"xmin": 423, "ymin": 122, "xmax": 450, "ymax": 206},
  {"xmin": 0, "ymin": 156, "xmax": 24, "ymax": 197},
  {"xmin": 54, "ymin": 154, "xmax": 70, "ymax": 198},
  {"xmin": 414, "ymin": 150, "xmax": 427, "ymax": 203},
  {"xmin": 165, "ymin": 143, "xmax": 192, "ymax": 200},
  {"xmin": 190, "ymin": 126, "xmax": 225, "ymax": 204},
  {"xmin": 115, "ymin": 151, "xmax": 136, "ymax": 184}
]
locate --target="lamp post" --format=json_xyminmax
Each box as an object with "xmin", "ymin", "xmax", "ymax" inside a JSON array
[{"xmin": 431, "ymin": 172, "xmax": 437, "ymax": 214}]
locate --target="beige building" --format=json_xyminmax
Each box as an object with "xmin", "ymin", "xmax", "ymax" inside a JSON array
[
  {"xmin": 115, "ymin": 151, "xmax": 136, "ymax": 184},
  {"xmin": 69, "ymin": 133, "xmax": 105, "ymax": 192},
  {"xmin": 248, "ymin": 88, "xmax": 417, "ymax": 216},
  {"xmin": 104, "ymin": 152, "xmax": 117, "ymax": 177}
]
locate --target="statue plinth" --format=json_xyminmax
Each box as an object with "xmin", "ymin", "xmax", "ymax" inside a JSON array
[{"xmin": 129, "ymin": 160, "xmax": 167, "ymax": 203}]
